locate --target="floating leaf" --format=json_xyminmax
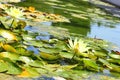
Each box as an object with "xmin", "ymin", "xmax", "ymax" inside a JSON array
[
  {"xmin": 17, "ymin": 69, "xmax": 31, "ymax": 77},
  {"xmin": 24, "ymin": 41, "xmax": 44, "ymax": 47},
  {"xmin": 83, "ymin": 58, "xmax": 99, "ymax": 71},
  {"xmin": 107, "ymin": 59, "xmax": 120, "ymax": 65},
  {"xmin": 109, "ymin": 54, "xmax": 120, "ymax": 59},
  {"xmin": 19, "ymin": 56, "xmax": 34, "ymax": 65},
  {"xmin": 98, "ymin": 58, "xmax": 112, "ymax": 69},
  {"xmin": 0, "ymin": 29, "xmax": 18, "ymax": 41},
  {"xmin": 40, "ymin": 52, "xmax": 59, "ymax": 60},
  {"xmin": 3, "ymin": 58, "xmax": 22, "ymax": 74},
  {"xmin": 0, "ymin": 60, "xmax": 8, "ymax": 72},
  {"xmin": 0, "ymin": 52, "xmax": 20, "ymax": 61},
  {"xmin": 18, "ymin": 66, "xmax": 39, "ymax": 77},
  {"xmin": 29, "ymin": 60, "xmax": 43, "ymax": 67},
  {"xmin": 39, "ymin": 48, "xmax": 60, "ymax": 53},
  {"xmin": 1, "ymin": 44, "xmax": 17, "ymax": 53},
  {"xmin": 59, "ymin": 52, "xmax": 73, "ymax": 59},
  {"xmin": 16, "ymin": 47, "xmax": 33, "ymax": 56},
  {"xmin": 94, "ymin": 50, "xmax": 107, "ymax": 58},
  {"xmin": 110, "ymin": 64, "xmax": 120, "ymax": 73},
  {"xmin": 61, "ymin": 64, "xmax": 78, "ymax": 70}
]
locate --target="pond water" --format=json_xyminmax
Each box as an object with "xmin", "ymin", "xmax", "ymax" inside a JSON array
[
  {"xmin": 14, "ymin": 0, "xmax": 120, "ymax": 50},
  {"xmin": 88, "ymin": 22, "xmax": 120, "ymax": 48}
]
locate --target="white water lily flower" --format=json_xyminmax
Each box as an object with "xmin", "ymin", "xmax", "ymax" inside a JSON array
[
  {"xmin": 5, "ymin": 7, "xmax": 24, "ymax": 19},
  {"xmin": 68, "ymin": 38, "xmax": 90, "ymax": 53}
]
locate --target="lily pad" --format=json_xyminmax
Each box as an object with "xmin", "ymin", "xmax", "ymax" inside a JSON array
[
  {"xmin": 0, "ymin": 60, "xmax": 8, "ymax": 72},
  {"xmin": 0, "ymin": 52, "xmax": 20, "ymax": 61},
  {"xmin": 83, "ymin": 58, "xmax": 99, "ymax": 71},
  {"xmin": 109, "ymin": 54, "xmax": 120, "ymax": 59},
  {"xmin": 40, "ymin": 52, "xmax": 60, "ymax": 60},
  {"xmin": 59, "ymin": 51, "xmax": 73, "ymax": 59},
  {"xmin": 0, "ymin": 29, "xmax": 18, "ymax": 41},
  {"xmin": 3, "ymin": 58, "xmax": 22, "ymax": 74}
]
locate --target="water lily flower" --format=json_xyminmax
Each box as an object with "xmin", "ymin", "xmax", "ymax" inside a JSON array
[
  {"xmin": 68, "ymin": 38, "xmax": 90, "ymax": 54},
  {"xmin": 5, "ymin": 7, "xmax": 24, "ymax": 19}
]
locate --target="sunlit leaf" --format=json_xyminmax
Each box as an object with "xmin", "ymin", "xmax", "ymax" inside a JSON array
[
  {"xmin": 107, "ymin": 59, "xmax": 120, "ymax": 65},
  {"xmin": 0, "ymin": 29, "xmax": 18, "ymax": 41},
  {"xmin": 39, "ymin": 48, "xmax": 60, "ymax": 53},
  {"xmin": 59, "ymin": 52, "xmax": 73, "ymax": 59},
  {"xmin": 1, "ymin": 44, "xmax": 17, "ymax": 53},
  {"xmin": 16, "ymin": 47, "xmax": 33, "ymax": 56},
  {"xmin": 18, "ymin": 66, "xmax": 39, "ymax": 77},
  {"xmin": 17, "ymin": 69, "xmax": 31, "ymax": 77},
  {"xmin": 83, "ymin": 58, "xmax": 99, "ymax": 71},
  {"xmin": 110, "ymin": 64, "xmax": 120, "ymax": 73},
  {"xmin": 19, "ymin": 56, "xmax": 34, "ymax": 65},
  {"xmin": 94, "ymin": 50, "xmax": 107, "ymax": 58},
  {"xmin": 0, "ymin": 52, "xmax": 20, "ymax": 61},
  {"xmin": 0, "ymin": 60, "xmax": 8, "ymax": 72},
  {"xmin": 98, "ymin": 58, "xmax": 112, "ymax": 69},
  {"xmin": 40, "ymin": 52, "xmax": 60, "ymax": 60},
  {"xmin": 29, "ymin": 60, "xmax": 43, "ymax": 67},
  {"xmin": 109, "ymin": 54, "xmax": 120, "ymax": 59},
  {"xmin": 3, "ymin": 58, "xmax": 22, "ymax": 74},
  {"xmin": 61, "ymin": 64, "xmax": 78, "ymax": 70},
  {"xmin": 24, "ymin": 41, "xmax": 44, "ymax": 47}
]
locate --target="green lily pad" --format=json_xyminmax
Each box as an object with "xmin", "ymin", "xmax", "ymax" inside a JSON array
[
  {"xmin": 0, "ymin": 52, "xmax": 20, "ymax": 61},
  {"xmin": 3, "ymin": 58, "xmax": 22, "ymax": 74},
  {"xmin": 18, "ymin": 56, "xmax": 33, "ymax": 65},
  {"xmin": 29, "ymin": 60, "xmax": 44, "ymax": 67},
  {"xmin": 39, "ymin": 48, "xmax": 60, "ymax": 53},
  {"xmin": 40, "ymin": 52, "xmax": 60, "ymax": 60},
  {"xmin": 59, "ymin": 51, "xmax": 73, "ymax": 59},
  {"xmin": 0, "ymin": 60, "xmax": 8, "ymax": 72},
  {"xmin": 24, "ymin": 66, "xmax": 40, "ymax": 77},
  {"xmin": 98, "ymin": 58, "xmax": 112, "ymax": 69},
  {"xmin": 24, "ymin": 41, "xmax": 44, "ymax": 47},
  {"xmin": 109, "ymin": 54, "xmax": 120, "ymax": 59},
  {"xmin": 83, "ymin": 58, "xmax": 99, "ymax": 71},
  {"xmin": 16, "ymin": 47, "xmax": 33, "ymax": 56},
  {"xmin": 110, "ymin": 64, "xmax": 120, "ymax": 73},
  {"xmin": 107, "ymin": 59, "xmax": 120, "ymax": 64},
  {"xmin": 94, "ymin": 50, "xmax": 107, "ymax": 58},
  {"xmin": 0, "ymin": 29, "xmax": 18, "ymax": 41}
]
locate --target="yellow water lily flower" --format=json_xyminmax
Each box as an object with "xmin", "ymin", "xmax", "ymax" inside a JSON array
[
  {"xmin": 5, "ymin": 7, "xmax": 24, "ymax": 19},
  {"xmin": 68, "ymin": 38, "xmax": 90, "ymax": 54}
]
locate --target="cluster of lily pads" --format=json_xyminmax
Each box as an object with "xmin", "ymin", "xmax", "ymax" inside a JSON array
[{"xmin": 0, "ymin": 3, "xmax": 120, "ymax": 80}]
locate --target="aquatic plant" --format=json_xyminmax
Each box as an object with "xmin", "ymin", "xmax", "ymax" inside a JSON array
[{"xmin": 0, "ymin": 3, "xmax": 120, "ymax": 80}]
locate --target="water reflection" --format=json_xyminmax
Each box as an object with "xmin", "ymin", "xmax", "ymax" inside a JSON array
[{"xmin": 88, "ymin": 22, "xmax": 120, "ymax": 48}]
